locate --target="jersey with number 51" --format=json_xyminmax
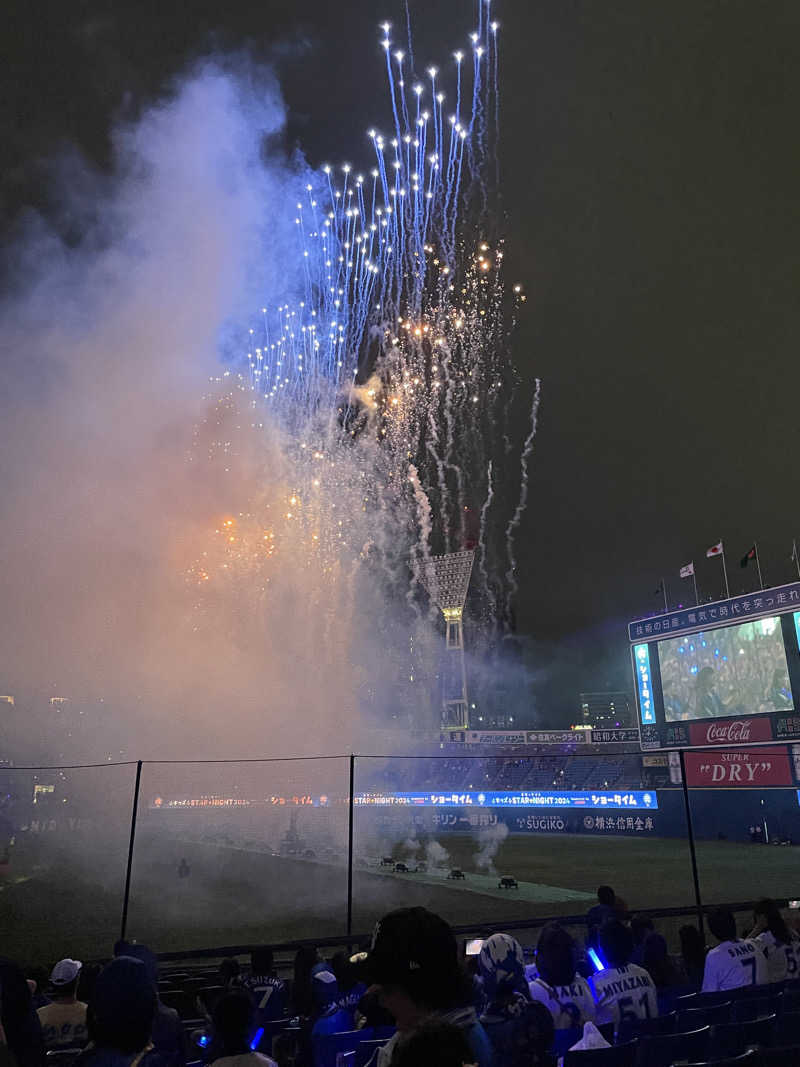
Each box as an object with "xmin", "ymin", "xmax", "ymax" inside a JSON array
[
  {"xmin": 702, "ymin": 939, "xmax": 769, "ymax": 992},
  {"xmin": 589, "ymin": 964, "xmax": 658, "ymax": 1028}
]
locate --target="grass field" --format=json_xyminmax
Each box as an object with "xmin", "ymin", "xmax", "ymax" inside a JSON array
[{"xmin": 4, "ymin": 826, "xmax": 800, "ymax": 967}]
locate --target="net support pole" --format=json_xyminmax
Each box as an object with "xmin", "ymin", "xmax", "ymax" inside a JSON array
[
  {"xmin": 678, "ymin": 748, "xmax": 704, "ymax": 935},
  {"xmin": 120, "ymin": 759, "xmax": 143, "ymax": 943},
  {"xmin": 346, "ymin": 753, "xmax": 355, "ymax": 947}
]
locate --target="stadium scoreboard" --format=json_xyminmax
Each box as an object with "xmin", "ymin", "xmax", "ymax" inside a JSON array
[{"xmin": 628, "ymin": 581, "xmax": 800, "ymax": 750}]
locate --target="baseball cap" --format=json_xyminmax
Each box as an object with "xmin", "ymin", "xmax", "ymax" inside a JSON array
[
  {"xmin": 478, "ymin": 933, "xmax": 525, "ymax": 996},
  {"xmin": 50, "ymin": 959, "xmax": 82, "ymax": 986},
  {"xmin": 311, "ymin": 969, "xmax": 339, "ymax": 1008},
  {"xmin": 367, "ymin": 907, "xmax": 458, "ymax": 988}
]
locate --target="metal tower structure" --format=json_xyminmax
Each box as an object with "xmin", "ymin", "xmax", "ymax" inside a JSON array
[{"xmin": 421, "ymin": 550, "xmax": 475, "ymax": 731}]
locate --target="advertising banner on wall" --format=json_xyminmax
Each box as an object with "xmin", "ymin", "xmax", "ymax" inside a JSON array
[
  {"xmin": 688, "ymin": 718, "xmax": 774, "ymax": 747},
  {"xmin": 684, "ymin": 746, "xmax": 793, "ymax": 787}
]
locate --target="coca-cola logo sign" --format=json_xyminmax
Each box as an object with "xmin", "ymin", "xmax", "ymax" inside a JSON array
[{"xmin": 689, "ymin": 716, "xmax": 773, "ymax": 746}]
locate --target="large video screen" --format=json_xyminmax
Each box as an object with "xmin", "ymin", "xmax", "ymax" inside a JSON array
[{"xmin": 657, "ymin": 616, "xmax": 793, "ymax": 722}]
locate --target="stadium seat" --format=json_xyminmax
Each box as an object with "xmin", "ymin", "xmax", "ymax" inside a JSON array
[
  {"xmin": 253, "ymin": 1018, "xmax": 294, "ymax": 1056},
  {"xmin": 197, "ymin": 985, "xmax": 224, "ymax": 1011},
  {"xmin": 678, "ymin": 1002, "xmax": 733, "ymax": 1030},
  {"xmin": 160, "ymin": 989, "xmax": 197, "ymax": 1019},
  {"xmin": 775, "ymin": 1010, "xmax": 800, "ymax": 1045},
  {"xmin": 636, "ymin": 1025, "xmax": 711, "ymax": 1067},
  {"xmin": 45, "ymin": 1049, "xmax": 85, "ymax": 1067},
  {"xmin": 677, "ymin": 992, "xmax": 734, "ymax": 1011},
  {"xmin": 312, "ymin": 1029, "xmax": 363, "ymax": 1067},
  {"xmin": 780, "ymin": 986, "xmax": 800, "ymax": 1014},
  {"xmin": 562, "ymin": 1039, "xmax": 637, "ymax": 1067},
  {"xmin": 710, "ymin": 1015, "xmax": 777, "ymax": 1059},
  {"xmin": 616, "ymin": 1010, "xmax": 677, "ymax": 1044},
  {"xmin": 354, "ymin": 1037, "xmax": 391, "ymax": 1067},
  {"xmin": 678, "ymin": 1053, "xmax": 757, "ymax": 1067},
  {"xmin": 753, "ymin": 1044, "xmax": 800, "ymax": 1066},
  {"xmin": 734, "ymin": 996, "xmax": 782, "ymax": 1023}
]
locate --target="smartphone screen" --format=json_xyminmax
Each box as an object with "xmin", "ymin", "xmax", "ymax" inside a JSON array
[{"xmin": 465, "ymin": 938, "xmax": 484, "ymax": 956}]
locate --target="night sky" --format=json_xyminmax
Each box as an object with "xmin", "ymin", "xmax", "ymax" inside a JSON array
[{"xmin": 3, "ymin": 1, "xmax": 800, "ymax": 704}]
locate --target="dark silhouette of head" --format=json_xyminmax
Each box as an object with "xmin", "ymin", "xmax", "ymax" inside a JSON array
[
  {"xmin": 599, "ymin": 920, "xmax": 634, "ymax": 969},
  {"xmin": 707, "ymin": 908, "xmax": 737, "ymax": 944}
]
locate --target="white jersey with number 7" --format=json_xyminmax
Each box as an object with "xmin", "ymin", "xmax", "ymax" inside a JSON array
[
  {"xmin": 702, "ymin": 939, "xmax": 769, "ymax": 991},
  {"xmin": 589, "ymin": 964, "xmax": 658, "ymax": 1028}
]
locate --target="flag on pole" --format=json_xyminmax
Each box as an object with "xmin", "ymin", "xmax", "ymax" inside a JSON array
[
  {"xmin": 706, "ymin": 541, "xmax": 723, "ymax": 558},
  {"xmin": 680, "ymin": 563, "xmax": 694, "ymax": 578},
  {"xmin": 653, "ymin": 580, "xmax": 664, "ymax": 596},
  {"xmin": 740, "ymin": 545, "xmax": 757, "ymax": 569}
]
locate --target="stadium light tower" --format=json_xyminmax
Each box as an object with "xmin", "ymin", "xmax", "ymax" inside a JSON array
[{"xmin": 421, "ymin": 550, "xmax": 475, "ymax": 731}]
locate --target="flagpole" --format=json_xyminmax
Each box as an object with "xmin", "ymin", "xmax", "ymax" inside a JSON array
[
  {"xmin": 692, "ymin": 568, "xmax": 699, "ymax": 607},
  {"xmin": 721, "ymin": 545, "xmax": 730, "ymax": 600},
  {"xmin": 754, "ymin": 542, "xmax": 764, "ymax": 590},
  {"xmin": 662, "ymin": 577, "xmax": 668, "ymax": 614},
  {"xmin": 794, "ymin": 539, "xmax": 800, "ymax": 580}
]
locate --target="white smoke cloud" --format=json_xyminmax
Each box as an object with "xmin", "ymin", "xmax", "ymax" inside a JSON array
[
  {"xmin": 0, "ymin": 58, "xmax": 435, "ymax": 764},
  {"xmin": 473, "ymin": 820, "xmax": 509, "ymax": 875}
]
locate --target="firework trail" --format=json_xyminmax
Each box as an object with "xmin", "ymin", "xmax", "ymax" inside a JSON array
[
  {"xmin": 504, "ymin": 377, "xmax": 542, "ymax": 621},
  {"xmin": 190, "ymin": 4, "xmax": 539, "ymax": 722}
]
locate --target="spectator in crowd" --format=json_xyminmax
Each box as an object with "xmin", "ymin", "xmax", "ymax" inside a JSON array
[
  {"xmin": 74, "ymin": 955, "xmax": 158, "ymax": 1067},
  {"xmin": 586, "ymin": 887, "xmax": 618, "ymax": 931},
  {"xmin": 590, "ymin": 920, "xmax": 658, "ymax": 1029},
  {"xmin": 291, "ymin": 948, "xmax": 320, "ymax": 1019},
  {"xmin": 37, "ymin": 958, "xmax": 88, "ymax": 1050},
  {"xmin": 641, "ymin": 934, "xmax": 685, "ymax": 990},
  {"xmin": 26, "ymin": 967, "xmax": 51, "ymax": 1010},
  {"xmin": 478, "ymin": 934, "xmax": 555, "ymax": 1067},
  {"xmin": 747, "ymin": 898, "xmax": 799, "ymax": 984},
  {"xmin": 630, "ymin": 915, "xmax": 655, "ymax": 966},
  {"xmin": 366, "ymin": 907, "xmax": 492, "ymax": 1067},
  {"xmin": 121, "ymin": 945, "xmax": 187, "ymax": 1067},
  {"xmin": 236, "ymin": 950, "xmax": 287, "ymax": 1025},
  {"xmin": 702, "ymin": 908, "xmax": 769, "ymax": 992},
  {"xmin": 330, "ymin": 952, "xmax": 367, "ymax": 1014},
  {"xmin": 0, "ymin": 957, "xmax": 46, "ymax": 1067},
  {"xmin": 209, "ymin": 992, "xmax": 276, "ymax": 1067},
  {"xmin": 477, "ymin": 934, "xmax": 528, "ymax": 1033},
  {"xmin": 310, "ymin": 970, "xmax": 352, "ymax": 1037},
  {"xmin": 389, "ymin": 1019, "xmax": 476, "ymax": 1067},
  {"xmin": 528, "ymin": 926, "xmax": 595, "ymax": 1031},
  {"xmin": 678, "ymin": 925, "xmax": 706, "ymax": 989},
  {"xmin": 219, "ymin": 960, "xmax": 240, "ymax": 989}
]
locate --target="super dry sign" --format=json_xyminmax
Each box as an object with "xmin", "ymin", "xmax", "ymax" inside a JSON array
[{"xmin": 684, "ymin": 746, "xmax": 792, "ymax": 787}]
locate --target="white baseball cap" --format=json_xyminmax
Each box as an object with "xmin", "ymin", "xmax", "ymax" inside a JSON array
[{"xmin": 50, "ymin": 959, "xmax": 82, "ymax": 985}]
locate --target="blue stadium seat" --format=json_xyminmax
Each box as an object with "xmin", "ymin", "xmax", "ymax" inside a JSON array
[
  {"xmin": 562, "ymin": 1039, "xmax": 637, "ymax": 1067},
  {"xmin": 710, "ymin": 1015, "xmax": 777, "ymax": 1059},
  {"xmin": 636, "ymin": 1025, "xmax": 711, "ymax": 1067}
]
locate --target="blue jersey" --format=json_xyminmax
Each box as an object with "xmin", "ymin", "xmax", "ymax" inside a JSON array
[{"xmin": 237, "ymin": 975, "xmax": 288, "ymax": 1022}]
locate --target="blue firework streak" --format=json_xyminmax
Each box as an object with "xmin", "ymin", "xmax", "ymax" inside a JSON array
[{"xmin": 230, "ymin": 3, "xmax": 536, "ymax": 636}]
